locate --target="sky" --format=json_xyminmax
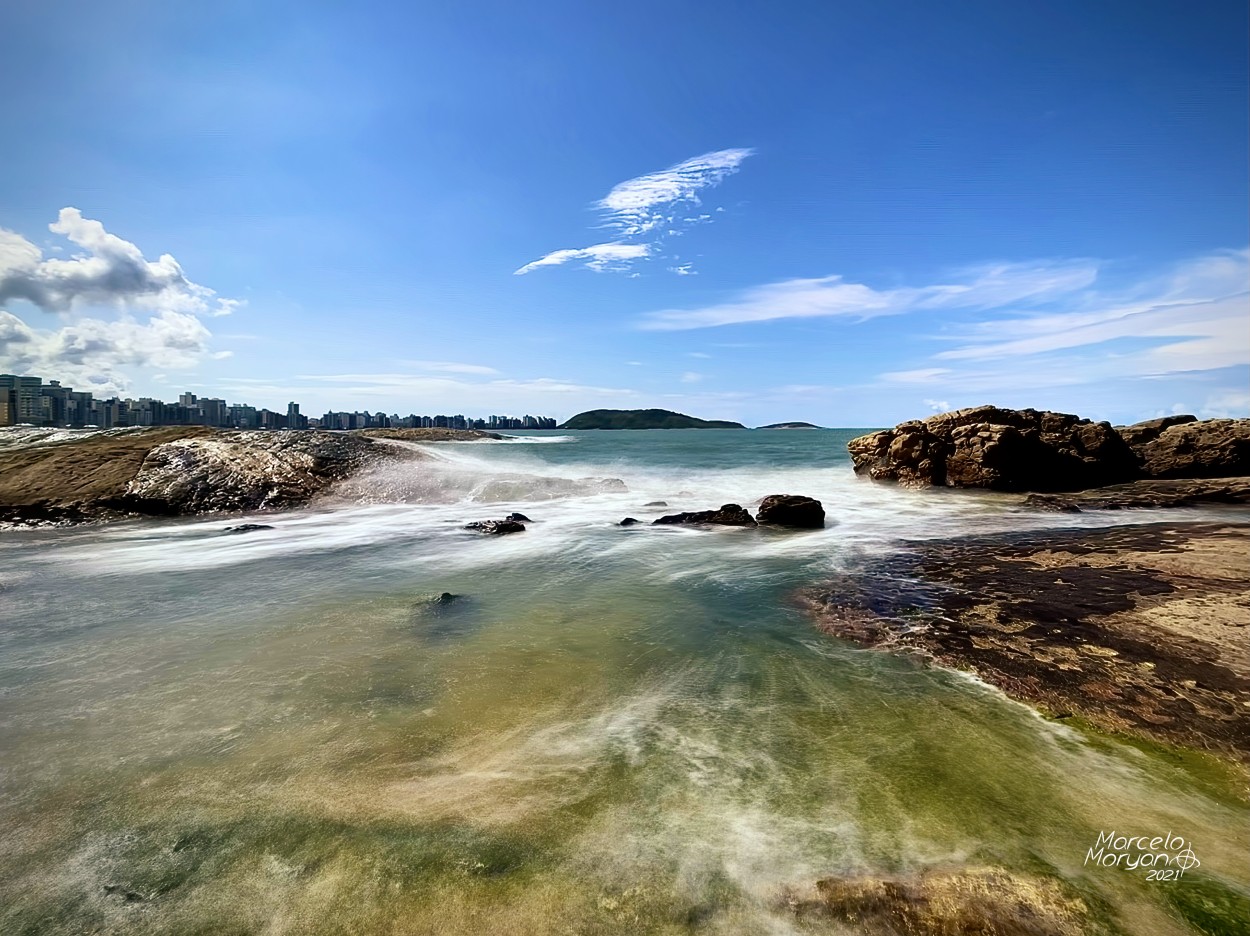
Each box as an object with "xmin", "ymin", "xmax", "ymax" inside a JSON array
[{"xmin": 0, "ymin": 0, "xmax": 1247, "ymax": 427}]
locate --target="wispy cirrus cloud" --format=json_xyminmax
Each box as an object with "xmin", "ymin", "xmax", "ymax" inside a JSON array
[
  {"xmin": 596, "ymin": 148, "xmax": 753, "ymax": 237},
  {"xmin": 873, "ymin": 248, "xmax": 1249, "ymax": 394},
  {"xmin": 515, "ymin": 148, "xmax": 752, "ymax": 276},
  {"xmin": 514, "ymin": 242, "xmax": 649, "ymax": 276},
  {"xmin": 640, "ymin": 259, "xmax": 1098, "ymax": 330}
]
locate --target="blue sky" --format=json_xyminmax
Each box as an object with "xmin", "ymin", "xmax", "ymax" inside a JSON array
[{"xmin": 1, "ymin": 0, "xmax": 1246, "ymax": 426}]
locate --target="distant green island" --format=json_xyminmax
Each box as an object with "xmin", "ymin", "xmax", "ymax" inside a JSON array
[
  {"xmin": 560, "ymin": 408, "xmax": 747, "ymax": 430},
  {"xmin": 758, "ymin": 421, "xmax": 823, "ymax": 429}
]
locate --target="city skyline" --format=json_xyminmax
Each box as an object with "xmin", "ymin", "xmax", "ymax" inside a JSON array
[{"xmin": 0, "ymin": 371, "xmax": 557, "ymax": 431}]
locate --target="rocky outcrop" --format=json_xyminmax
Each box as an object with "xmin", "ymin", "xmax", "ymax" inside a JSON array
[
  {"xmin": 848, "ymin": 406, "xmax": 1141, "ymax": 491},
  {"xmin": 755, "ymin": 494, "xmax": 825, "ymax": 528},
  {"xmin": 464, "ymin": 519, "xmax": 526, "ymax": 535},
  {"xmin": 1115, "ymin": 414, "xmax": 1197, "ymax": 448},
  {"xmin": 124, "ymin": 431, "xmax": 394, "ymax": 515},
  {"xmin": 653, "ymin": 504, "xmax": 756, "ymax": 527},
  {"xmin": 805, "ymin": 522, "xmax": 1250, "ymax": 760},
  {"xmin": 1131, "ymin": 418, "xmax": 1250, "ymax": 479},
  {"xmin": 0, "ymin": 427, "xmax": 406, "ymax": 525},
  {"xmin": 619, "ymin": 517, "xmax": 641, "ymax": 526},
  {"xmin": 1024, "ymin": 477, "xmax": 1250, "ymax": 512}
]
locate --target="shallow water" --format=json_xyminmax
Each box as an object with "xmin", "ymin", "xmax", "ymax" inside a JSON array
[{"xmin": 1, "ymin": 430, "xmax": 1247, "ymax": 934}]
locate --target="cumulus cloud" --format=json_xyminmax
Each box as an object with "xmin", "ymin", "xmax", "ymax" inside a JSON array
[
  {"xmin": 0, "ymin": 208, "xmax": 237, "ymax": 316},
  {"xmin": 514, "ymin": 242, "xmax": 649, "ymax": 275},
  {"xmin": 515, "ymin": 148, "xmax": 752, "ymax": 276},
  {"xmin": 640, "ymin": 259, "xmax": 1098, "ymax": 330},
  {"xmin": 0, "ymin": 309, "xmax": 214, "ymax": 392},
  {"xmin": 0, "ymin": 209, "xmax": 235, "ymax": 391}
]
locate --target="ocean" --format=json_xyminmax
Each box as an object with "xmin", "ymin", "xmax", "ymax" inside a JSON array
[{"xmin": 1, "ymin": 429, "xmax": 1246, "ymax": 934}]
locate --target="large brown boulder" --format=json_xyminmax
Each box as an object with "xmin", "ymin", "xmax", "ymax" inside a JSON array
[
  {"xmin": 847, "ymin": 405, "xmax": 1140, "ymax": 492},
  {"xmin": 652, "ymin": 504, "xmax": 756, "ymax": 527},
  {"xmin": 1134, "ymin": 418, "xmax": 1250, "ymax": 479},
  {"xmin": 756, "ymin": 494, "xmax": 825, "ymax": 528},
  {"xmin": 1115, "ymin": 414, "xmax": 1197, "ymax": 448}
]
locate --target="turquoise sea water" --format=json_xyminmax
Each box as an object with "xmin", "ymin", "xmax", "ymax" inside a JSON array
[{"xmin": 1, "ymin": 430, "xmax": 1246, "ymax": 934}]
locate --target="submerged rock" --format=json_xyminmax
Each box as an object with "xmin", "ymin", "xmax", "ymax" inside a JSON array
[
  {"xmin": 619, "ymin": 517, "xmax": 641, "ymax": 526},
  {"xmin": 756, "ymin": 494, "xmax": 825, "ymax": 528},
  {"xmin": 653, "ymin": 504, "xmax": 756, "ymax": 527},
  {"xmin": 471, "ymin": 476, "xmax": 627, "ymax": 502},
  {"xmin": 464, "ymin": 519, "xmax": 526, "ymax": 535},
  {"xmin": 221, "ymin": 523, "xmax": 275, "ymax": 534},
  {"xmin": 847, "ymin": 405, "xmax": 1140, "ymax": 491},
  {"xmin": 643, "ymin": 501, "xmax": 668, "ymax": 507},
  {"xmin": 786, "ymin": 866, "xmax": 1091, "ymax": 936}
]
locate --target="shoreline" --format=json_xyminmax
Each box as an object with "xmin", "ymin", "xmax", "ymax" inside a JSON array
[{"xmin": 803, "ymin": 518, "xmax": 1250, "ymax": 767}]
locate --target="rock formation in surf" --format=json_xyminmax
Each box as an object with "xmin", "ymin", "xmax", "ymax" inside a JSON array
[{"xmin": 848, "ymin": 405, "xmax": 1250, "ymax": 492}]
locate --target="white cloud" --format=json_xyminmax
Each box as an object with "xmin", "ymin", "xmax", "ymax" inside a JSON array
[
  {"xmin": 1199, "ymin": 391, "xmax": 1250, "ymax": 418},
  {"xmin": 687, "ymin": 351, "xmax": 712, "ymax": 358},
  {"xmin": 668, "ymin": 263, "xmax": 696, "ymax": 276},
  {"xmin": 514, "ymin": 242, "xmax": 649, "ymax": 275},
  {"xmin": 909, "ymin": 249, "xmax": 1250, "ymax": 383},
  {"xmin": 0, "ymin": 208, "xmax": 237, "ymax": 316},
  {"xmin": 640, "ymin": 260, "xmax": 1097, "ymax": 330},
  {"xmin": 680, "ymin": 371, "xmax": 704, "ymax": 383},
  {"xmin": 516, "ymin": 148, "xmax": 752, "ymax": 276},
  {"xmin": 399, "ymin": 360, "xmax": 500, "ymax": 375},
  {"xmin": 0, "ymin": 309, "xmax": 214, "ymax": 393},
  {"xmin": 924, "ymin": 398, "xmax": 951, "ymax": 412},
  {"xmin": 598, "ymin": 148, "xmax": 753, "ymax": 237},
  {"xmin": 0, "ymin": 209, "xmax": 236, "ymax": 392}
]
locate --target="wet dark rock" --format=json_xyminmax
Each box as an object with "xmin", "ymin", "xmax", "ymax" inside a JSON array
[
  {"xmin": 433, "ymin": 592, "xmax": 460, "ymax": 604},
  {"xmin": 847, "ymin": 405, "xmax": 1139, "ymax": 492},
  {"xmin": 1024, "ymin": 477, "xmax": 1250, "ymax": 512},
  {"xmin": 756, "ymin": 494, "xmax": 825, "ymax": 528},
  {"xmin": 222, "ymin": 523, "xmax": 275, "ymax": 534},
  {"xmin": 653, "ymin": 504, "xmax": 756, "ymax": 527},
  {"xmin": 504, "ymin": 512, "xmax": 532, "ymax": 523},
  {"xmin": 643, "ymin": 501, "xmax": 668, "ymax": 507},
  {"xmin": 619, "ymin": 517, "xmax": 641, "ymax": 526},
  {"xmin": 464, "ymin": 519, "xmax": 526, "ymax": 535},
  {"xmin": 805, "ymin": 522, "xmax": 1250, "ymax": 760}
]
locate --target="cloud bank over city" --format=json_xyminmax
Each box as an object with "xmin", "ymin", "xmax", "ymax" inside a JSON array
[{"xmin": 0, "ymin": 209, "xmax": 234, "ymax": 391}]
